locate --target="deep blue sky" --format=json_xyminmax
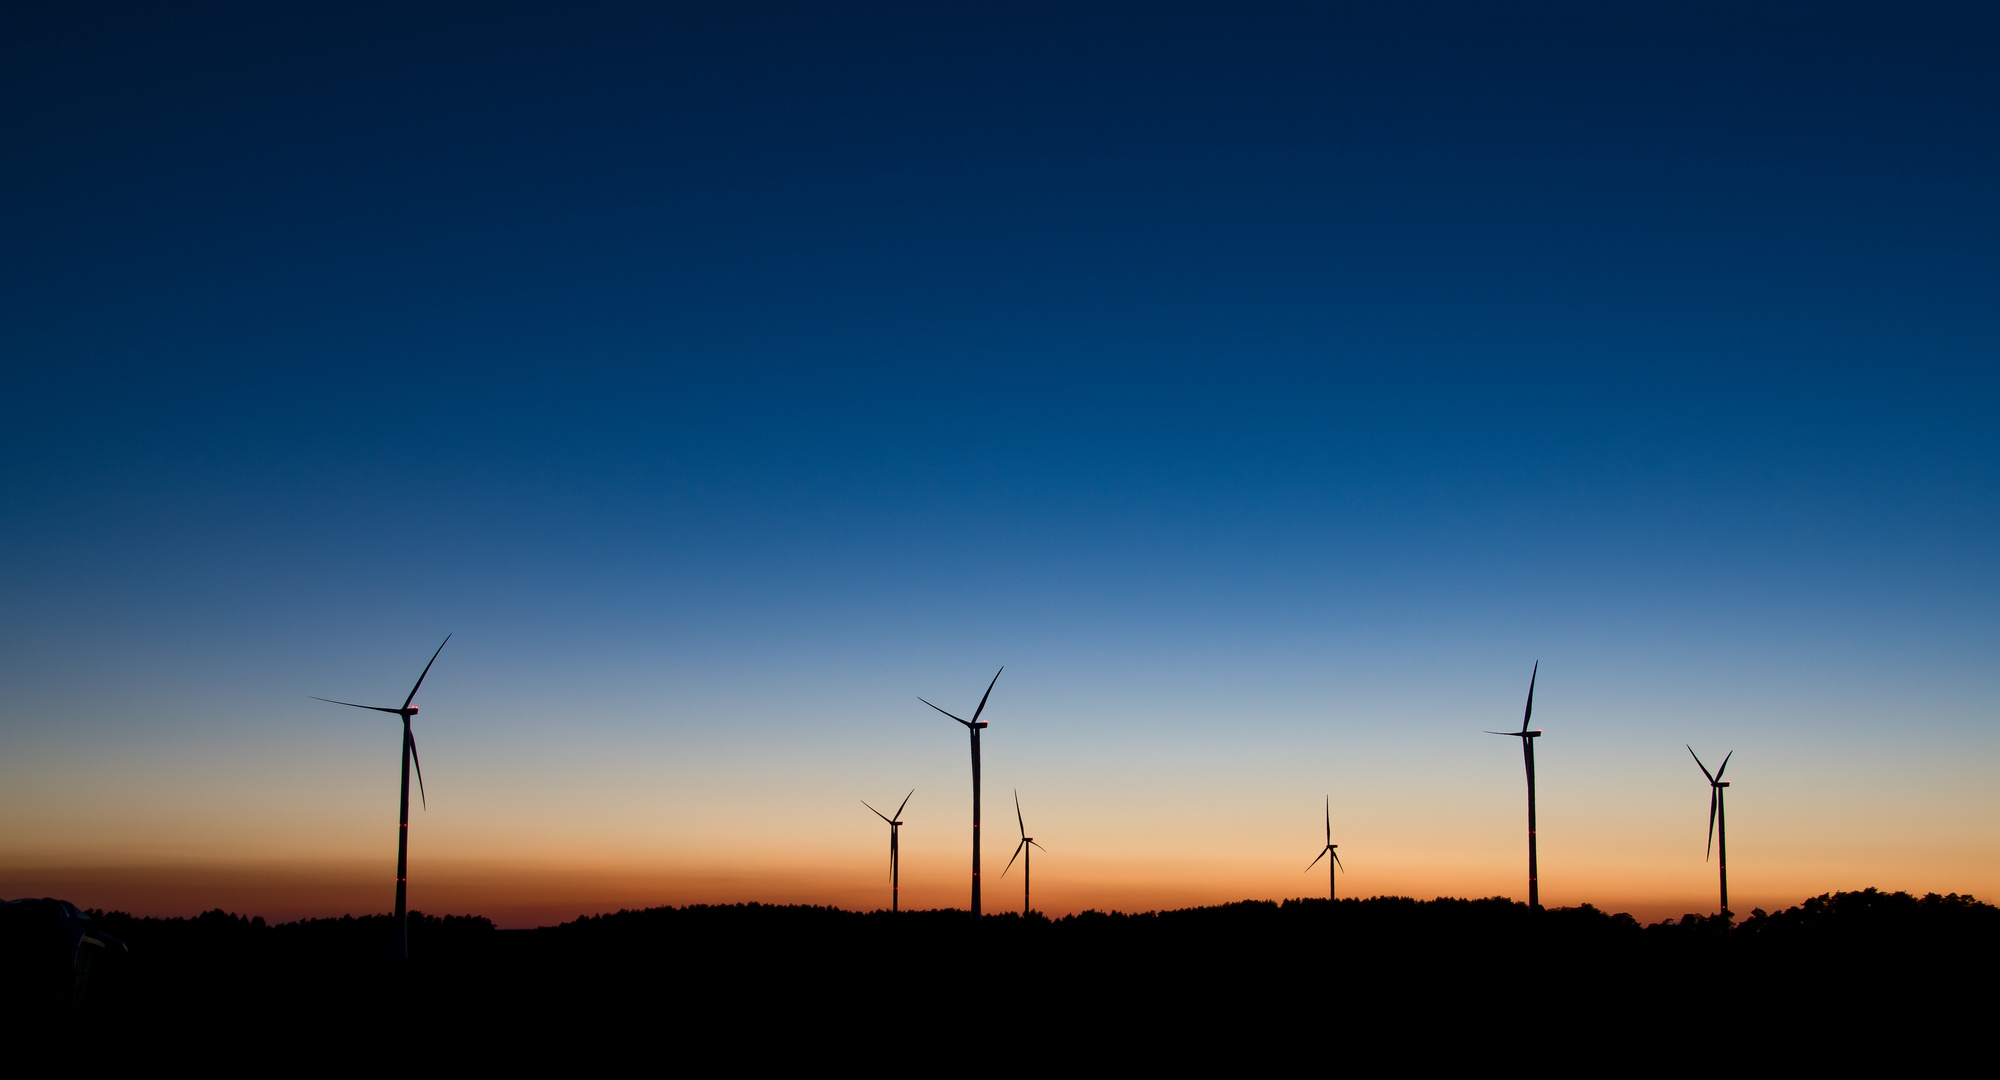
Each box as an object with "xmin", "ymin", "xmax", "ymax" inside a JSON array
[{"xmin": 2, "ymin": 2, "xmax": 1996, "ymax": 920}]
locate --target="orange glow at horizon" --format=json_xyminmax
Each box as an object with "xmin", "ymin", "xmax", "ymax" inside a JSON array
[
  {"xmin": 5, "ymin": 658, "xmax": 1995, "ymax": 932},
  {"xmin": 2, "ymin": 842, "xmax": 1989, "ymax": 931}
]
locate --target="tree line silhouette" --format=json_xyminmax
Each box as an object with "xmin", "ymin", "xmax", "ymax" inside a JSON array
[{"xmin": 12, "ymin": 887, "xmax": 1990, "ymax": 1063}]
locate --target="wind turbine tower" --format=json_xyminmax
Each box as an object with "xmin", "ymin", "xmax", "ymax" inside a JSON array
[
  {"xmin": 1688, "ymin": 746, "xmax": 1734, "ymax": 917},
  {"xmin": 1486, "ymin": 661, "xmax": 1544, "ymax": 909},
  {"xmin": 313, "ymin": 634, "xmax": 449, "ymax": 959},
  {"xmin": 862, "ymin": 790, "xmax": 914, "ymax": 912},
  {"xmin": 1003, "ymin": 789, "xmax": 1045, "ymax": 916},
  {"xmin": 1305, "ymin": 796, "xmax": 1344, "ymax": 901},
  {"xmin": 922, "ymin": 667, "xmax": 1003, "ymax": 920}
]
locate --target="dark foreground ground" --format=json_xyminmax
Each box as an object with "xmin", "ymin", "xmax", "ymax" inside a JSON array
[{"xmin": 6, "ymin": 888, "xmax": 1992, "ymax": 1065}]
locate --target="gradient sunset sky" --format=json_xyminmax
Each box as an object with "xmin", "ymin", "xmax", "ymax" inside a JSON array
[{"xmin": 3, "ymin": 1, "xmax": 1996, "ymax": 928}]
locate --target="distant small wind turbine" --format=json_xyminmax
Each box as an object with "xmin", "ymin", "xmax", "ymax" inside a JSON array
[
  {"xmin": 862, "ymin": 790, "xmax": 914, "ymax": 912},
  {"xmin": 922, "ymin": 667, "xmax": 1002, "ymax": 920},
  {"xmin": 313, "ymin": 635, "xmax": 449, "ymax": 959},
  {"xmin": 1688, "ymin": 746, "xmax": 1734, "ymax": 917},
  {"xmin": 1305, "ymin": 796, "xmax": 1344, "ymax": 901},
  {"xmin": 1487, "ymin": 661, "xmax": 1544, "ymax": 909},
  {"xmin": 1002, "ymin": 789, "xmax": 1045, "ymax": 916}
]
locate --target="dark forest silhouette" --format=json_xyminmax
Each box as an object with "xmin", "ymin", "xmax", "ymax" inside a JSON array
[{"xmin": 10, "ymin": 887, "xmax": 1992, "ymax": 1063}]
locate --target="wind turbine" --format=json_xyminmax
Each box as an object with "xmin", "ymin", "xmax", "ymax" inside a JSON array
[
  {"xmin": 1305, "ymin": 796, "xmax": 1344, "ymax": 901},
  {"xmin": 921, "ymin": 667, "xmax": 1002, "ymax": 920},
  {"xmin": 1002, "ymin": 789, "xmax": 1045, "ymax": 916},
  {"xmin": 1486, "ymin": 661, "xmax": 1543, "ymax": 909},
  {"xmin": 862, "ymin": 790, "xmax": 914, "ymax": 913},
  {"xmin": 313, "ymin": 635, "xmax": 449, "ymax": 959},
  {"xmin": 1688, "ymin": 746, "xmax": 1733, "ymax": 917}
]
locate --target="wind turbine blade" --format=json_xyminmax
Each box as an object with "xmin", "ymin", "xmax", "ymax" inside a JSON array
[
  {"xmin": 1688, "ymin": 745, "xmax": 1716, "ymax": 784},
  {"xmin": 894, "ymin": 789, "xmax": 914, "ymax": 819},
  {"xmin": 861, "ymin": 800, "xmax": 894, "ymax": 824},
  {"xmin": 1015, "ymin": 789, "xmax": 1025, "ymax": 839},
  {"xmin": 1484, "ymin": 731, "xmax": 1522, "ymax": 737},
  {"xmin": 408, "ymin": 728, "xmax": 427, "ymax": 810},
  {"xmin": 1003, "ymin": 838, "xmax": 1026, "ymax": 876},
  {"xmin": 1331, "ymin": 850, "xmax": 1344, "ymax": 871},
  {"xmin": 920, "ymin": 698, "xmax": 972, "ymax": 727},
  {"xmin": 1325, "ymin": 796, "xmax": 1331, "ymax": 845},
  {"xmin": 1519, "ymin": 661, "xmax": 1537, "ymax": 734},
  {"xmin": 1029, "ymin": 839, "xmax": 1045, "ymax": 851},
  {"xmin": 312, "ymin": 697, "xmax": 402, "ymax": 714},
  {"xmin": 1715, "ymin": 751, "xmax": 1732, "ymax": 782},
  {"xmin": 970, "ymin": 667, "xmax": 1004, "ymax": 725},
  {"xmin": 402, "ymin": 634, "xmax": 451, "ymax": 710},
  {"xmin": 1706, "ymin": 790, "xmax": 1717, "ymax": 861},
  {"xmin": 1306, "ymin": 848, "xmax": 1328, "ymax": 872}
]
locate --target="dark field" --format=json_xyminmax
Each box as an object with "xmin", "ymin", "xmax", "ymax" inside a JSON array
[{"xmin": 14, "ymin": 888, "xmax": 1993, "ymax": 1065}]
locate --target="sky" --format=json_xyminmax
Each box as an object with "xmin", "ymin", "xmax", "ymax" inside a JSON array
[{"xmin": 2, "ymin": 1, "xmax": 1996, "ymax": 928}]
